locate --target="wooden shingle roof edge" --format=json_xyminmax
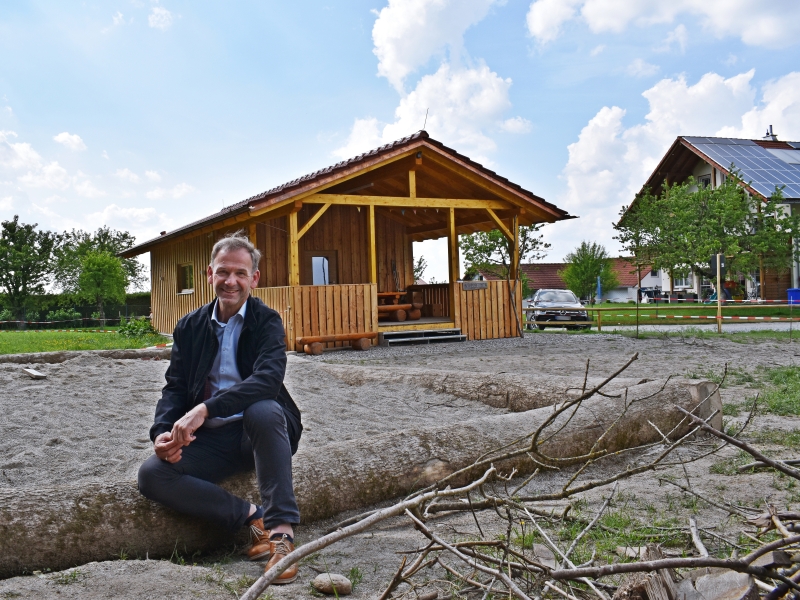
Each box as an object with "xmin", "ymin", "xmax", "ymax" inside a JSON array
[{"xmin": 121, "ymin": 130, "xmax": 574, "ymax": 258}]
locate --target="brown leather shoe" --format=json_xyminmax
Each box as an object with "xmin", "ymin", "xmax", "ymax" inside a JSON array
[
  {"xmin": 264, "ymin": 534, "xmax": 298, "ymax": 584},
  {"xmin": 246, "ymin": 518, "xmax": 271, "ymax": 561}
]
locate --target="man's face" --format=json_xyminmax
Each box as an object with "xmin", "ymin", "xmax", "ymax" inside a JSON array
[{"xmin": 207, "ymin": 248, "xmax": 260, "ymax": 313}]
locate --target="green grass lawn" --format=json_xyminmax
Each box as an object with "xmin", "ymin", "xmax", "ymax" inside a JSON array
[
  {"xmin": 589, "ymin": 303, "xmax": 800, "ymax": 327},
  {"xmin": 0, "ymin": 329, "xmax": 168, "ymax": 355}
]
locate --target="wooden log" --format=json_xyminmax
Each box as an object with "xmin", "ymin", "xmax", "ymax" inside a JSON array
[
  {"xmin": 296, "ymin": 332, "xmax": 378, "ymax": 346},
  {"xmin": 350, "ymin": 338, "xmax": 371, "ymax": 351},
  {"xmin": 388, "ymin": 309, "xmax": 406, "ymax": 322},
  {"xmin": 377, "ymin": 303, "xmax": 412, "ymax": 313},
  {"xmin": 407, "ymin": 308, "xmax": 421, "ymax": 320},
  {"xmin": 0, "ymin": 375, "xmax": 718, "ymax": 577},
  {"xmin": 304, "ymin": 342, "xmax": 324, "ymax": 355}
]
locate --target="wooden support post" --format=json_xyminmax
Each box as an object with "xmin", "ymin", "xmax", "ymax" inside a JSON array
[
  {"xmin": 511, "ymin": 214, "xmax": 519, "ymax": 282},
  {"xmin": 447, "ymin": 207, "xmax": 459, "ymax": 322},
  {"xmin": 716, "ymin": 253, "xmax": 723, "ymax": 334},
  {"xmin": 596, "ymin": 310, "xmax": 602, "ymax": 332},
  {"xmin": 408, "ymin": 171, "xmax": 416, "ymax": 198},
  {"xmin": 248, "ymin": 223, "xmax": 257, "ymax": 246},
  {"xmin": 368, "ymin": 204, "xmax": 377, "ymax": 285},
  {"xmin": 447, "ymin": 207, "xmax": 459, "ymax": 283},
  {"xmin": 288, "ymin": 211, "xmax": 299, "ymax": 287}
]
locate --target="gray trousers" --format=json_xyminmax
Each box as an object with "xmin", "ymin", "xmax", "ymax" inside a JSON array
[{"xmin": 138, "ymin": 399, "xmax": 301, "ymax": 530}]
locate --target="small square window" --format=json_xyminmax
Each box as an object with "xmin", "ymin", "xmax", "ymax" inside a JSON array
[
  {"xmin": 178, "ymin": 264, "xmax": 194, "ymax": 293},
  {"xmin": 698, "ymin": 175, "xmax": 711, "ymax": 188}
]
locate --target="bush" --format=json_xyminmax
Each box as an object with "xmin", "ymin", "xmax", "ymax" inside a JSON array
[
  {"xmin": 118, "ymin": 316, "xmax": 158, "ymax": 338},
  {"xmin": 0, "ymin": 308, "xmax": 13, "ymax": 322},
  {"xmin": 46, "ymin": 308, "xmax": 82, "ymax": 327}
]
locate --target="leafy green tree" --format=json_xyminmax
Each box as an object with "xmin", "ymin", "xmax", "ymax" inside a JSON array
[
  {"xmin": 460, "ymin": 224, "xmax": 550, "ymax": 280},
  {"xmin": 560, "ymin": 241, "xmax": 619, "ymax": 304},
  {"xmin": 615, "ymin": 173, "xmax": 800, "ymax": 295},
  {"xmin": 54, "ymin": 226, "xmax": 145, "ymax": 294},
  {"xmin": 413, "ymin": 256, "xmax": 428, "ymax": 282},
  {"xmin": 0, "ymin": 216, "xmax": 58, "ymax": 323},
  {"xmin": 460, "ymin": 224, "xmax": 550, "ymax": 335},
  {"xmin": 76, "ymin": 251, "xmax": 128, "ymax": 323}
]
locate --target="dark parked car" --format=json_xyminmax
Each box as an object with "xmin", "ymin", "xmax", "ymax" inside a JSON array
[{"xmin": 530, "ymin": 289, "xmax": 590, "ymax": 330}]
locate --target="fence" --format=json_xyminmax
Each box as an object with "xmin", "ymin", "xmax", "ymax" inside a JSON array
[
  {"xmin": 523, "ymin": 302, "xmax": 800, "ymax": 332},
  {"xmin": 0, "ymin": 303, "xmax": 151, "ymax": 330}
]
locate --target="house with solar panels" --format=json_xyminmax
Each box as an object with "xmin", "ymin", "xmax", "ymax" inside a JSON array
[{"xmin": 636, "ymin": 126, "xmax": 800, "ymax": 300}]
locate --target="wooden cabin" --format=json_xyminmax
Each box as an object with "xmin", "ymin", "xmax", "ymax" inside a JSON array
[{"xmin": 121, "ymin": 131, "xmax": 572, "ymax": 350}]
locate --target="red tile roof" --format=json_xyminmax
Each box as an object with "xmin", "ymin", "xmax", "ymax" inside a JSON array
[
  {"xmin": 479, "ymin": 258, "xmax": 647, "ymax": 289},
  {"xmin": 123, "ymin": 130, "xmax": 572, "ymax": 257}
]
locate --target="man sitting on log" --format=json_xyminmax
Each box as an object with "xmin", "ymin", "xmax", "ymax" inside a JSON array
[{"xmin": 138, "ymin": 232, "xmax": 302, "ymax": 584}]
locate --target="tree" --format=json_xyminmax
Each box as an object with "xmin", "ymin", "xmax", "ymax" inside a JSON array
[
  {"xmin": 560, "ymin": 241, "xmax": 619, "ymax": 304},
  {"xmin": 0, "ymin": 216, "xmax": 58, "ymax": 322},
  {"xmin": 53, "ymin": 226, "xmax": 145, "ymax": 294},
  {"xmin": 615, "ymin": 173, "xmax": 800, "ymax": 296},
  {"xmin": 460, "ymin": 224, "xmax": 550, "ymax": 280},
  {"xmin": 461, "ymin": 223, "xmax": 550, "ymax": 335},
  {"xmin": 413, "ymin": 256, "xmax": 428, "ymax": 283},
  {"xmin": 76, "ymin": 251, "xmax": 128, "ymax": 323}
]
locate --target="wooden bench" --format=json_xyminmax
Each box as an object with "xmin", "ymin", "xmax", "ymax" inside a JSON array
[
  {"xmin": 296, "ymin": 332, "xmax": 378, "ymax": 355},
  {"xmin": 377, "ymin": 303, "xmax": 412, "ymax": 322}
]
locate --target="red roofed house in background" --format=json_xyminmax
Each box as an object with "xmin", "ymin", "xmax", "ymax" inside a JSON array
[
  {"xmin": 121, "ymin": 131, "xmax": 573, "ymax": 349},
  {"xmin": 627, "ymin": 128, "xmax": 800, "ymax": 300},
  {"xmin": 478, "ymin": 258, "xmax": 659, "ymax": 302}
]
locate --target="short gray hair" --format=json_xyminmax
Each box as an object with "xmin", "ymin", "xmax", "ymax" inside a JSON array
[{"xmin": 210, "ymin": 231, "xmax": 261, "ymax": 273}]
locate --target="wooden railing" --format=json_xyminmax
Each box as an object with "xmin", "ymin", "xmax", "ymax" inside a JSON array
[
  {"xmin": 407, "ymin": 283, "xmax": 450, "ymax": 318},
  {"xmin": 251, "ymin": 286, "xmax": 293, "ymax": 348},
  {"xmin": 290, "ymin": 283, "xmax": 378, "ymax": 351},
  {"xmin": 455, "ymin": 280, "xmax": 521, "ymax": 340}
]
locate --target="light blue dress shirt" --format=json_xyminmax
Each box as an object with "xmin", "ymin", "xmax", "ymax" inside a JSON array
[{"xmin": 204, "ymin": 299, "xmax": 246, "ymax": 428}]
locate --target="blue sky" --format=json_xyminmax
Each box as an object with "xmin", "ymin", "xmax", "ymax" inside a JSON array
[{"xmin": 1, "ymin": 1, "xmax": 799, "ymax": 284}]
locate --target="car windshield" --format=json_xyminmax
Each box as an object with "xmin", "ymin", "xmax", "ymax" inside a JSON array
[{"xmin": 537, "ymin": 291, "xmax": 578, "ymax": 303}]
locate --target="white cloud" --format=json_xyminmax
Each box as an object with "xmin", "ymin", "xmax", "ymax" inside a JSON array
[
  {"xmin": 338, "ymin": 0, "xmax": 526, "ymax": 164},
  {"xmin": 102, "ymin": 150, "xmax": 109, "ymax": 160},
  {"xmin": 0, "ymin": 130, "xmax": 42, "ymax": 171},
  {"xmin": 626, "ymin": 58, "xmax": 659, "ymax": 77},
  {"xmin": 336, "ymin": 63, "xmax": 523, "ymax": 162},
  {"xmin": 146, "ymin": 183, "xmax": 193, "ymax": 199},
  {"xmin": 53, "ymin": 132, "xmax": 87, "ymax": 151},
  {"xmin": 658, "ymin": 23, "xmax": 688, "ymax": 53},
  {"xmin": 525, "ymin": 0, "xmax": 582, "ymax": 45},
  {"xmin": 0, "ymin": 196, "xmax": 12, "ymax": 210},
  {"xmin": 551, "ymin": 68, "xmax": 800, "ymax": 259},
  {"xmin": 73, "ymin": 178, "xmax": 106, "ymax": 198},
  {"xmin": 144, "ymin": 170, "xmax": 161, "ymax": 182},
  {"xmin": 589, "ymin": 44, "xmax": 605, "ymax": 56},
  {"xmin": 372, "ymin": 0, "xmax": 501, "ymax": 92},
  {"xmin": 115, "ymin": 168, "xmax": 141, "ymax": 183},
  {"xmin": 148, "ymin": 6, "xmax": 173, "ymax": 31},
  {"xmin": 500, "ymin": 116, "xmax": 532, "ymax": 134},
  {"xmin": 113, "ymin": 11, "xmax": 125, "ymax": 26},
  {"xmin": 19, "ymin": 161, "xmax": 71, "ymax": 189},
  {"xmin": 526, "ymin": 0, "xmax": 800, "ymax": 48},
  {"xmin": 720, "ymin": 71, "xmax": 800, "ymax": 140}
]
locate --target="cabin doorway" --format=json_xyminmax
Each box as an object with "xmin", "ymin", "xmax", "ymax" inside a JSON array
[{"xmin": 303, "ymin": 250, "xmax": 338, "ymax": 285}]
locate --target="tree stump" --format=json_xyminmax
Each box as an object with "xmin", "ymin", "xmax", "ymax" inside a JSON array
[
  {"xmin": 304, "ymin": 342, "xmax": 324, "ymax": 355},
  {"xmin": 351, "ymin": 338, "xmax": 371, "ymax": 351}
]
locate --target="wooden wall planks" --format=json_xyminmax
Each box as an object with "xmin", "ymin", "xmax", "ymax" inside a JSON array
[
  {"xmin": 454, "ymin": 280, "xmax": 520, "ymax": 340},
  {"xmin": 290, "ymin": 283, "xmax": 378, "ymax": 350}
]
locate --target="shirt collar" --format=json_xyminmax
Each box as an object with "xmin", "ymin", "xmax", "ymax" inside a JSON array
[{"xmin": 211, "ymin": 297, "xmax": 248, "ymax": 326}]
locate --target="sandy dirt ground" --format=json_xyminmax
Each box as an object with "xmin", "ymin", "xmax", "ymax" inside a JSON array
[{"xmin": 1, "ymin": 331, "xmax": 798, "ymax": 599}]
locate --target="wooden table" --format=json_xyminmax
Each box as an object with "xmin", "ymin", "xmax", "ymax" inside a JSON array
[{"xmin": 377, "ymin": 291, "xmax": 405, "ymax": 305}]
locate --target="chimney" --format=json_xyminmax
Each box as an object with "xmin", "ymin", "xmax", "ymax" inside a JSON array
[{"xmin": 763, "ymin": 124, "xmax": 778, "ymax": 141}]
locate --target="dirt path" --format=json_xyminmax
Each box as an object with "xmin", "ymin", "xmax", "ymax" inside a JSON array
[{"xmin": 1, "ymin": 332, "xmax": 798, "ymax": 599}]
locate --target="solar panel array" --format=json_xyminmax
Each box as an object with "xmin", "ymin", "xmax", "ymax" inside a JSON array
[{"xmin": 683, "ymin": 136, "xmax": 800, "ymax": 200}]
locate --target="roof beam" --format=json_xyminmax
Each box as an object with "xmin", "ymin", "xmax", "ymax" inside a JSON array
[
  {"xmin": 405, "ymin": 208, "xmax": 520, "ymax": 238},
  {"xmin": 297, "ymin": 202, "xmax": 331, "ymax": 240},
  {"xmin": 485, "ymin": 208, "xmax": 513, "ymax": 241},
  {"xmin": 304, "ymin": 193, "xmax": 511, "ymax": 210}
]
